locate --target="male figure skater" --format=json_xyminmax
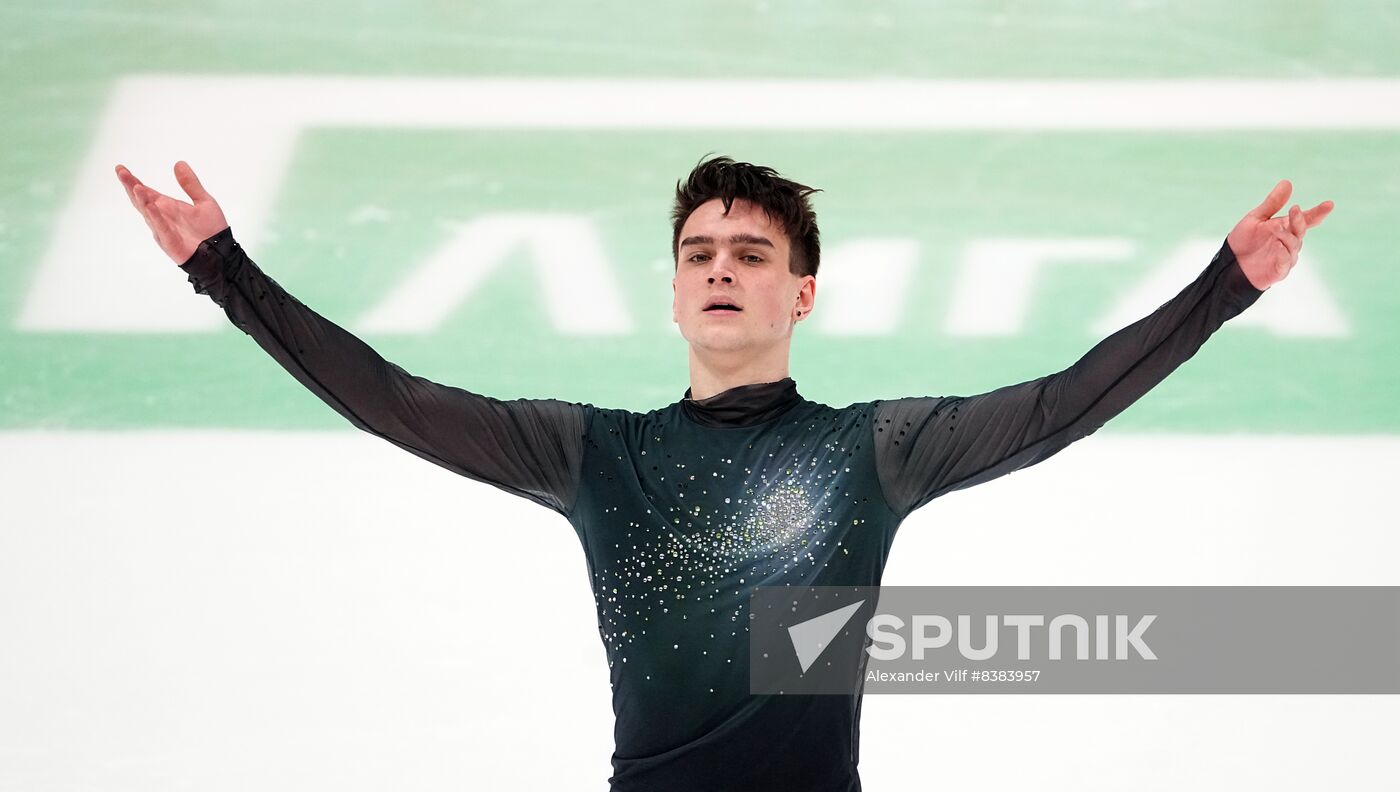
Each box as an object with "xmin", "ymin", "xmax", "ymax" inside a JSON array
[{"xmin": 115, "ymin": 156, "xmax": 1331, "ymax": 791}]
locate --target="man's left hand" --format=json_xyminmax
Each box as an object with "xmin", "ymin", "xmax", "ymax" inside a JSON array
[{"xmin": 1228, "ymin": 180, "xmax": 1334, "ymax": 290}]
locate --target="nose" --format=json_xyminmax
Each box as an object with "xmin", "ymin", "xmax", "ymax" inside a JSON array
[{"xmin": 705, "ymin": 254, "xmax": 736, "ymax": 284}]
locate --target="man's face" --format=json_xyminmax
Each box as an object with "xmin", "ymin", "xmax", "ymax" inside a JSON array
[{"xmin": 672, "ymin": 197, "xmax": 815, "ymax": 356}]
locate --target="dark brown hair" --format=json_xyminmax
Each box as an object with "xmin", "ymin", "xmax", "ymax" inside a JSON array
[{"xmin": 671, "ymin": 155, "xmax": 822, "ymax": 278}]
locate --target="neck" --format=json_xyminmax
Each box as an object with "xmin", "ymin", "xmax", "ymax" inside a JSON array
[{"xmin": 687, "ymin": 343, "xmax": 791, "ymax": 401}]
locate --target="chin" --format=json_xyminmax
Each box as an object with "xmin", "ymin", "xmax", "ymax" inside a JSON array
[{"xmin": 687, "ymin": 328, "xmax": 753, "ymax": 353}]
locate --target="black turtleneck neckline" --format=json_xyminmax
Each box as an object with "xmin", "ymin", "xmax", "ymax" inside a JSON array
[{"xmin": 680, "ymin": 377, "xmax": 803, "ymax": 428}]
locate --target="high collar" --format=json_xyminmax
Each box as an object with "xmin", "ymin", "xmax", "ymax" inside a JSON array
[{"xmin": 680, "ymin": 377, "xmax": 803, "ymax": 428}]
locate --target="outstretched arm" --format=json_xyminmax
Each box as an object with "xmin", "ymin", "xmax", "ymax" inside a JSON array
[
  {"xmin": 873, "ymin": 181, "xmax": 1333, "ymax": 519},
  {"xmin": 115, "ymin": 162, "xmax": 588, "ymax": 516}
]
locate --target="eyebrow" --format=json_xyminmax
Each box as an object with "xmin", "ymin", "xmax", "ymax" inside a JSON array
[{"xmin": 679, "ymin": 233, "xmax": 776, "ymax": 249}]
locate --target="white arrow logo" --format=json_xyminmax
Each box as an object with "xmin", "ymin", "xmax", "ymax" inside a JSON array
[{"xmin": 788, "ymin": 600, "xmax": 865, "ymax": 673}]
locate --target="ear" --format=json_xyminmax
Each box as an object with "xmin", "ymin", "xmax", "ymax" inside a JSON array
[
  {"xmin": 671, "ymin": 277, "xmax": 678, "ymax": 324},
  {"xmin": 794, "ymin": 275, "xmax": 816, "ymax": 319}
]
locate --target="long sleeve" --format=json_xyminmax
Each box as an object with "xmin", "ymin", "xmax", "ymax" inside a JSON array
[
  {"xmin": 179, "ymin": 226, "xmax": 589, "ymax": 517},
  {"xmin": 873, "ymin": 238, "xmax": 1263, "ymax": 520}
]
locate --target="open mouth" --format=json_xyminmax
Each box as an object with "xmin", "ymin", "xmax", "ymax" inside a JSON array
[{"xmin": 703, "ymin": 303, "xmax": 742, "ymax": 312}]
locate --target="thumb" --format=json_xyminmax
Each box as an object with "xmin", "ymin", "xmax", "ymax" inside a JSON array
[
  {"xmin": 174, "ymin": 161, "xmax": 212, "ymax": 204},
  {"xmin": 1247, "ymin": 179, "xmax": 1292, "ymax": 220}
]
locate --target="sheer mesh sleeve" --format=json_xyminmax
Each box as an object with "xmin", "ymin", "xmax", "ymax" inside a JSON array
[
  {"xmin": 874, "ymin": 239, "xmax": 1262, "ymax": 520},
  {"xmin": 180, "ymin": 227, "xmax": 588, "ymax": 516}
]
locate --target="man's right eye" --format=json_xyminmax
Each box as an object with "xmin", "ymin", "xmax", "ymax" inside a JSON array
[{"xmin": 687, "ymin": 253, "xmax": 710, "ymax": 263}]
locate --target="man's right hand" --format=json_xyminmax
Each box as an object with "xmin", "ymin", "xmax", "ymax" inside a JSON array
[{"xmin": 115, "ymin": 161, "xmax": 230, "ymax": 265}]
